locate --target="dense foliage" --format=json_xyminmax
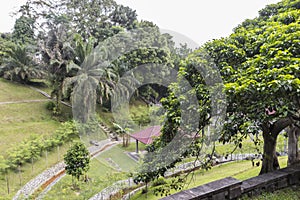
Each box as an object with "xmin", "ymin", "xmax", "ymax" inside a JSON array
[
  {"xmin": 133, "ymin": 0, "xmax": 300, "ymax": 188},
  {"xmin": 212, "ymin": 0, "xmax": 300, "ymax": 174}
]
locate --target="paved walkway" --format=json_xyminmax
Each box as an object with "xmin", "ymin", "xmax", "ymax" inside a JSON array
[{"xmin": 0, "ymin": 99, "xmax": 49, "ymax": 105}]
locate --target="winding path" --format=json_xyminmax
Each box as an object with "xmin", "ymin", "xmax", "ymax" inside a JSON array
[
  {"xmin": 6, "ymin": 86, "xmax": 119, "ymax": 199},
  {"xmin": 0, "ymin": 99, "xmax": 49, "ymax": 105},
  {"xmin": 13, "ymin": 140, "xmax": 120, "ymax": 200}
]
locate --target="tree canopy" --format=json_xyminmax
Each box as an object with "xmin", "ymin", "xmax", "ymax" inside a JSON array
[
  {"xmin": 134, "ymin": 0, "xmax": 300, "ymax": 183},
  {"xmin": 64, "ymin": 142, "xmax": 90, "ymax": 185}
]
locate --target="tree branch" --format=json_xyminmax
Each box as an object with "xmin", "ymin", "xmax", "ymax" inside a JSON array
[{"xmin": 271, "ymin": 117, "xmax": 293, "ymax": 137}]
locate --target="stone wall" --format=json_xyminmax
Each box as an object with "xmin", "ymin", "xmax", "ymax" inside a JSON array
[{"xmin": 161, "ymin": 164, "xmax": 300, "ymax": 200}]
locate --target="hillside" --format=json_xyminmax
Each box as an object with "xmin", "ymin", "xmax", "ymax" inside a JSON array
[
  {"xmin": 0, "ymin": 78, "xmax": 152, "ymax": 199},
  {"xmin": 0, "ymin": 79, "xmax": 60, "ymax": 156},
  {"xmin": 0, "ymin": 78, "xmax": 72, "ymax": 199}
]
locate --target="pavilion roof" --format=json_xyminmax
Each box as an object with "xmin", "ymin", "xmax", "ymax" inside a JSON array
[{"xmin": 129, "ymin": 125, "xmax": 161, "ymax": 145}]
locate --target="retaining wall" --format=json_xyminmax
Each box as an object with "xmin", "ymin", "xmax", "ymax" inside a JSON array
[{"xmin": 161, "ymin": 164, "xmax": 300, "ymax": 200}]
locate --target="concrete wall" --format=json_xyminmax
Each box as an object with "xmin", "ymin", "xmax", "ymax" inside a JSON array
[{"xmin": 161, "ymin": 164, "xmax": 300, "ymax": 200}]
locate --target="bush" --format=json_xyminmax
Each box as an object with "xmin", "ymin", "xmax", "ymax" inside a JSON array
[
  {"xmin": 6, "ymin": 121, "xmax": 79, "ymax": 170},
  {"xmin": 152, "ymin": 176, "xmax": 167, "ymax": 187},
  {"xmin": 46, "ymin": 101, "xmax": 56, "ymax": 111}
]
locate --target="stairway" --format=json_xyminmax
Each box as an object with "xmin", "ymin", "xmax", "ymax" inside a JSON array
[{"xmin": 99, "ymin": 122, "xmax": 119, "ymax": 141}]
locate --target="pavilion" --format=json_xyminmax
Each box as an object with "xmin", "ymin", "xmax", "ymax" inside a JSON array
[{"xmin": 129, "ymin": 125, "xmax": 161, "ymax": 153}]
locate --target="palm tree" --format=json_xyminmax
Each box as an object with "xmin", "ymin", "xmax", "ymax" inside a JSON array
[
  {"xmin": 63, "ymin": 35, "xmax": 118, "ymax": 125},
  {"xmin": 41, "ymin": 25, "xmax": 74, "ymax": 115},
  {"xmin": 113, "ymin": 122, "xmax": 132, "ymax": 147},
  {"xmin": 1, "ymin": 44, "xmax": 44, "ymax": 84}
]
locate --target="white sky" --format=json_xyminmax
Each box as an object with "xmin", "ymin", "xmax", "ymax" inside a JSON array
[{"xmin": 1, "ymin": 0, "xmax": 281, "ymax": 47}]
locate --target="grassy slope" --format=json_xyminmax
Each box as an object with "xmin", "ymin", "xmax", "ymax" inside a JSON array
[
  {"xmin": 1, "ymin": 78, "xmax": 295, "ymax": 200},
  {"xmin": 0, "ymin": 78, "xmax": 151, "ymax": 199},
  {"xmin": 241, "ymin": 185, "xmax": 300, "ymax": 200},
  {"xmin": 0, "ymin": 79, "xmax": 45, "ymax": 102},
  {"xmin": 0, "ymin": 78, "xmax": 72, "ymax": 199},
  {"xmin": 0, "ymin": 79, "xmax": 60, "ymax": 156}
]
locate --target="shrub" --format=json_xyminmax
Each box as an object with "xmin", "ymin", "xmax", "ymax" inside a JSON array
[
  {"xmin": 46, "ymin": 101, "xmax": 56, "ymax": 111},
  {"xmin": 152, "ymin": 176, "xmax": 167, "ymax": 187}
]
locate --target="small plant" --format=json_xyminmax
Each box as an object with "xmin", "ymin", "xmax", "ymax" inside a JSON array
[
  {"xmin": 46, "ymin": 101, "xmax": 56, "ymax": 111},
  {"xmin": 64, "ymin": 142, "xmax": 90, "ymax": 187},
  {"xmin": 152, "ymin": 176, "xmax": 167, "ymax": 187},
  {"xmin": 153, "ymin": 176, "xmax": 185, "ymax": 197}
]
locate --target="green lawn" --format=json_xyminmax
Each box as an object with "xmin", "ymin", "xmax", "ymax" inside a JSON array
[
  {"xmin": 241, "ymin": 185, "xmax": 300, "ymax": 200},
  {"xmin": 215, "ymin": 134, "xmax": 289, "ymax": 156},
  {"xmin": 0, "ymin": 79, "xmax": 148, "ymax": 199},
  {"xmin": 0, "ymin": 78, "xmax": 45, "ymax": 102},
  {"xmin": 0, "ymin": 101, "xmax": 61, "ymax": 158},
  {"xmin": 0, "ymin": 101, "xmax": 53, "ymax": 123},
  {"xmin": 0, "ymin": 121, "xmax": 59, "ymax": 156},
  {"xmin": 118, "ymin": 142, "xmax": 146, "ymax": 153},
  {"xmin": 96, "ymin": 144, "xmax": 140, "ymax": 172},
  {"xmin": 41, "ymin": 143, "xmax": 142, "ymax": 199},
  {"xmin": 0, "ymin": 80, "xmax": 60, "ymax": 157}
]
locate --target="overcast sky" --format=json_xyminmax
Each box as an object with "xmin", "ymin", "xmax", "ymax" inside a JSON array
[{"xmin": 1, "ymin": 0, "xmax": 281, "ymax": 47}]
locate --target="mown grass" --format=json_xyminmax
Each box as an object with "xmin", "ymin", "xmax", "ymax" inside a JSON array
[
  {"xmin": 215, "ymin": 134, "xmax": 288, "ymax": 157},
  {"xmin": 130, "ymin": 157, "xmax": 288, "ymax": 200},
  {"xmin": 0, "ymin": 101, "xmax": 61, "ymax": 158},
  {"xmin": 241, "ymin": 185, "xmax": 300, "ymax": 200},
  {"xmin": 0, "ymin": 79, "xmax": 45, "ymax": 102},
  {"xmin": 0, "ymin": 79, "xmax": 296, "ymax": 200},
  {"xmin": 96, "ymin": 146, "xmax": 138, "ymax": 172},
  {"xmin": 0, "ymin": 121, "xmax": 59, "ymax": 156},
  {"xmin": 118, "ymin": 142, "xmax": 146, "ymax": 153}
]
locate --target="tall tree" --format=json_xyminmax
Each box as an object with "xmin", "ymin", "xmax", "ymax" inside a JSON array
[
  {"xmin": 12, "ymin": 15, "xmax": 35, "ymax": 44},
  {"xmin": 139, "ymin": 0, "xmax": 300, "ymax": 178},
  {"xmin": 0, "ymin": 33, "xmax": 14, "ymax": 67},
  {"xmin": 41, "ymin": 25, "xmax": 73, "ymax": 114},
  {"xmin": 206, "ymin": 0, "xmax": 300, "ymax": 174}
]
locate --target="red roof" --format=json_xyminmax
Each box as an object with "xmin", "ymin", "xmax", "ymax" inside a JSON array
[{"xmin": 129, "ymin": 125, "xmax": 161, "ymax": 145}]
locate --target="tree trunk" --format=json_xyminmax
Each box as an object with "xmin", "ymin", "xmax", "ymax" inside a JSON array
[
  {"xmin": 45, "ymin": 150, "xmax": 48, "ymax": 168},
  {"xmin": 18, "ymin": 165, "xmax": 22, "ymax": 186},
  {"xmin": 31, "ymin": 157, "xmax": 34, "ymax": 175},
  {"xmin": 259, "ymin": 118, "xmax": 292, "ymax": 175},
  {"xmin": 288, "ymin": 125, "xmax": 300, "ymax": 166},
  {"xmin": 6, "ymin": 174, "xmax": 9, "ymax": 194},
  {"xmin": 57, "ymin": 146, "xmax": 60, "ymax": 162},
  {"xmin": 125, "ymin": 134, "xmax": 129, "ymax": 147},
  {"xmin": 260, "ymin": 130, "xmax": 279, "ymax": 175},
  {"xmin": 123, "ymin": 134, "xmax": 126, "ymax": 147}
]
